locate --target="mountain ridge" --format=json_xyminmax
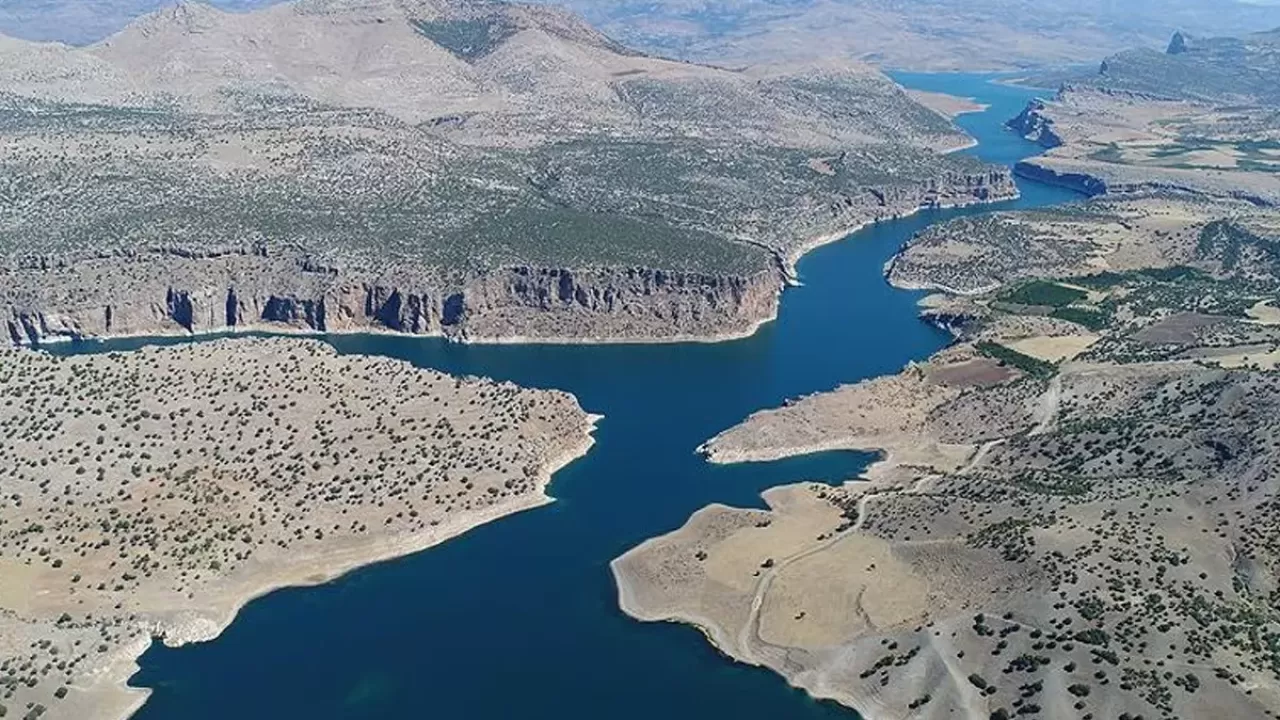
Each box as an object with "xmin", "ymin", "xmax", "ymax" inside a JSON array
[{"xmin": 0, "ymin": 0, "xmax": 1006, "ymax": 349}]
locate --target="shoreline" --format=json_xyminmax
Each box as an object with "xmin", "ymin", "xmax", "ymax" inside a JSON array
[
  {"xmin": 780, "ymin": 190, "xmax": 1021, "ymax": 282},
  {"xmin": 95, "ymin": 412, "xmax": 601, "ymax": 720},
  {"xmin": 611, "ymin": 553, "xmax": 892, "ymax": 719},
  {"xmin": 619, "ymin": 426, "xmax": 988, "ymax": 720},
  {"xmin": 25, "ymin": 314, "xmax": 781, "ymax": 350},
  {"xmin": 611, "ymin": 572, "xmax": 891, "ymax": 720}
]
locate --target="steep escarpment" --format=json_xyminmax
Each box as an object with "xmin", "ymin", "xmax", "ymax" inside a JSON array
[
  {"xmin": 1, "ymin": 247, "xmax": 782, "ymax": 344},
  {"xmin": 1007, "ymin": 97, "xmax": 1280, "ymax": 206},
  {"xmin": 1009, "ymin": 160, "xmax": 1106, "ymax": 196},
  {"xmin": 1004, "ymin": 36, "xmax": 1280, "ymax": 208},
  {"xmin": 0, "ymin": 140, "xmax": 1013, "ymax": 345},
  {"xmin": 1013, "ymin": 155, "xmax": 1280, "ymax": 205},
  {"xmin": 1005, "ymin": 100, "xmax": 1062, "ymax": 149},
  {"xmin": 775, "ymin": 165, "xmax": 1018, "ymax": 270},
  {"xmin": 0, "ymin": 0, "xmax": 1020, "ymax": 345}
]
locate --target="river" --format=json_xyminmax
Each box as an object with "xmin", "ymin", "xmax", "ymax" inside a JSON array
[{"xmin": 53, "ymin": 73, "xmax": 1079, "ymax": 720}]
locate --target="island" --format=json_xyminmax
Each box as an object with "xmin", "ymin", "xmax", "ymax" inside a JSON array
[{"xmin": 0, "ymin": 337, "xmax": 597, "ymax": 720}]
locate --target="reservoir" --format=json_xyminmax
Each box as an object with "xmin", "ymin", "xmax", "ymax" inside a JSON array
[{"xmin": 57, "ymin": 73, "xmax": 1080, "ymax": 720}]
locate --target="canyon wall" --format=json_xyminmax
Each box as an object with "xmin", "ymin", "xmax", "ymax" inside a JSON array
[{"xmin": 1, "ymin": 247, "xmax": 782, "ymax": 345}]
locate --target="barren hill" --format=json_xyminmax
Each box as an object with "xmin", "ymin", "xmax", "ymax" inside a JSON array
[{"xmin": 0, "ymin": 0, "xmax": 964, "ymax": 147}]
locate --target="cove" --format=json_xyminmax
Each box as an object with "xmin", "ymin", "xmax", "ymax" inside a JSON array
[{"xmin": 54, "ymin": 73, "xmax": 1081, "ymax": 720}]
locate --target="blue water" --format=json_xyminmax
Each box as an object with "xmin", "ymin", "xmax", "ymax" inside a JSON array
[{"xmin": 61, "ymin": 74, "xmax": 1080, "ymax": 720}]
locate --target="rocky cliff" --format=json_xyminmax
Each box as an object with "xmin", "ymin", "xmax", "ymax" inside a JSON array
[
  {"xmin": 1, "ymin": 160, "xmax": 1018, "ymax": 346},
  {"xmin": 1, "ymin": 247, "xmax": 782, "ymax": 345},
  {"xmin": 1011, "ymin": 160, "xmax": 1107, "ymax": 195},
  {"xmin": 1015, "ymin": 157, "xmax": 1280, "ymax": 206},
  {"xmin": 772, "ymin": 165, "xmax": 1019, "ymax": 268},
  {"xmin": 1005, "ymin": 99, "xmax": 1063, "ymax": 148}
]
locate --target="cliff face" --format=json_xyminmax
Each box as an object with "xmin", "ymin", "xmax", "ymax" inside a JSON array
[
  {"xmin": 773, "ymin": 166, "xmax": 1018, "ymax": 267},
  {"xmin": 1006, "ymin": 100, "xmax": 1063, "ymax": 149},
  {"xmin": 1, "ymin": 166, "xmax": 1019, "ymax": 346},
  {"xmin": 1014, "ymin": 158, "xmax": 1280, "ymax": 207},
  {"xmin": 884, "ymin": 168, "xmax": 1016, "ymax": 206},
  {"xmin": 1011, "ymin": 160, "xmax": 1107, "ymax": 195},
  {"xmin": 1, "ymin": 248, "xmax": 782, "ymax": 345}
]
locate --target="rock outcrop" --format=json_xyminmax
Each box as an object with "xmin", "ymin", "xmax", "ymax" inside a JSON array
[
  {"xmin": 1011, "ymin": 160, "xmax": 1106, "ymax": 195},
  {"xmin": 1005, "ymin": 99, "xmax": 1063, "ymax": 149}
]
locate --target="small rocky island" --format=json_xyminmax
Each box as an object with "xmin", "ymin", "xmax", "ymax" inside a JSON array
[{"xmin": 0, "ymin": 337, "xmax": 596, "ymax": 720}]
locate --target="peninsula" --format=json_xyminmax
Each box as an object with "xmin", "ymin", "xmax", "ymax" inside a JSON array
[{"xmin": 0, "ymin": 337, "xmax": 596, "ymax": 720}]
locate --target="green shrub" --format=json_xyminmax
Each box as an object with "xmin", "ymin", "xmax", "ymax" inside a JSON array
[
  {"xmin": 1050, "ymin": 306, "xmax": 1109, "ymax": 330},
  {"xmin": 976, "ymin": 341, "xmax": 1057, "ymax": 379},
  {"xmin": 1001, "ymin": 280, "xmax": 1087, "ymax": 307}
]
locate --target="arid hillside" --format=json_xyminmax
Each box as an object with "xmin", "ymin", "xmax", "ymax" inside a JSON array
[{"xmin": 0, "ymin": 0, "xmax": 1011, "ymax": 345}]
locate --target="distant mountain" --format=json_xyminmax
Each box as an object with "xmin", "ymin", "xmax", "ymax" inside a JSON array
[
  {"xmin": 0, "ymin": 0, "xmax": 961, "ymax": 149},
  {"xmin": 544, "ymin": 0, "xmax": 1280, "ymax": 69},
  {"xmin": 0, "ymin": 0, "xmax": 277, "ymax": 45},
  {"xmin": 1068, "ymin": 27, "xmax": 1280, "ymax": 106},
  {"xmin": 9, "ymin": 0, "xmax": 1280, "ymax": 69}
]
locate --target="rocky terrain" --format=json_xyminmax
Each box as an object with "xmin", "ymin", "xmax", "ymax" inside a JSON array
[
  {"xmin": 1009, "ymin": 30, "xmax": 1280, "ymax": 207},
  {"xmin": 0, "ymin": 336, "xmax": 596, "ymax": 720},
  {"xmin": 0, "ymin": 0, "xmax": 1017, "ymax": 346},
  {"xmin": 615, "ymin": 197, "xmax": 1280, "ymax": 720},
  {"xmin": 886, "ymin": 196, "xmax": 1280, "ymax": 294}
]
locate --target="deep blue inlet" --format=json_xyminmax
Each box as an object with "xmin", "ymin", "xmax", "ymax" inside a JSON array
[{"xmin": 60, "ymin": 74, "xmax": 1078, "ymax": 720}]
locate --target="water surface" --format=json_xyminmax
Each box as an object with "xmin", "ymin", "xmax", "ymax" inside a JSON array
[{"xmin": 62, "ymin": 73, "xmax": 1080, "ymax": 720}]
